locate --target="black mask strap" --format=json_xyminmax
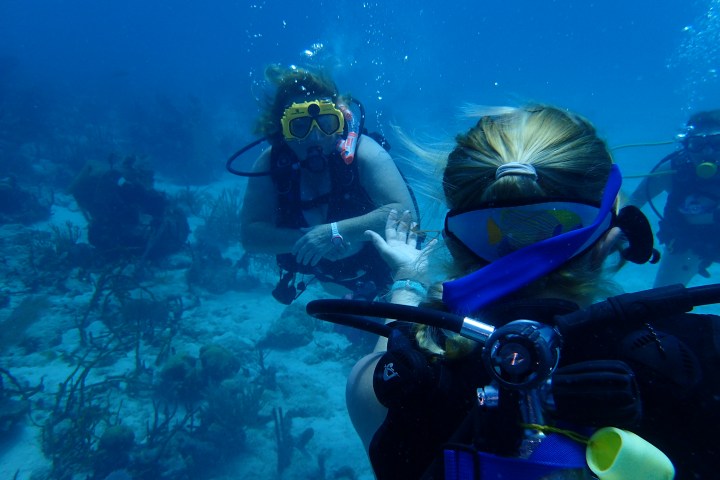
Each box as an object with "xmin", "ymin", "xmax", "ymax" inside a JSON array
[{"xmin": 615, "ymin": 206, "xmax": 660, "ymax": 264}]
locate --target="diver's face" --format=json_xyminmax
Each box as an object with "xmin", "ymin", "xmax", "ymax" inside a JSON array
[
  {"xmin": 286, "ymin": 128, "xmax": 338, "ymax": 160},
  {"xmin": 280, "ymin": 97, "xmax": 344, "ymax": 170},
  {"xmin": 686, "ymin": 130, "xmax": 720, "ymax": 162}
]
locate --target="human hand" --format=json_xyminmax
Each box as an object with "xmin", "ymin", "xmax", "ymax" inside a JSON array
[
  {"xmin": 364, "ymin": 209, "xmax": 436, "ymax": 283},
  {"xmin": 292, "ymin": 223, "xmax": 344, "ymax": 266}
]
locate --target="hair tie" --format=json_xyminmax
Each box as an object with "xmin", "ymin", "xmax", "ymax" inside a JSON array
[{"xmin": 495, "ymin": 162, "xmax": 538, "ymax": 181}]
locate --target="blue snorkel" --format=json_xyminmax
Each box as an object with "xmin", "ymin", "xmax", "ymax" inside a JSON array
[{"xmin": 442, "ymin": 164, "xmax": 622, "ymax": 315}]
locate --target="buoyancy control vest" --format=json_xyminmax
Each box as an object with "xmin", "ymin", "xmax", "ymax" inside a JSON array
[
  {"xmin": 307, "ymin": 285, "xmax": 720, "ymax": 479},
  {"xmin": 657, "ymin": 151, "xmax": 720, "ymax": 263},
  {"xmin": 270, "ymin": 142, "xmax": 375, "ymax": 229},
  {"xmin": 665, "ymin": 150, "xmax": 720, "ymax": 219},
  {"xmin": 269, "ymin": 141, "xmax": 392, "ymax": 299}
]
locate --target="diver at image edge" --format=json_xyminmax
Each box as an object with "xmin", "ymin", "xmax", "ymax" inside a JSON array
[
  {"xmin": 628, "ymin": 109, "xmax": 720, "ymax": 287},
  {"xmin": 308, "ymin": 106, "xmax": 719, "ymax": 479},
  {"xmin": 229, "ymin": 65, "xmax": 416, "ymax": 304}
]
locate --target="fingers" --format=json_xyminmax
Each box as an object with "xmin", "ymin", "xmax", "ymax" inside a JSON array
[
  {"xmin": 385, "ymin": 209, "xmax": 400, "ymax": 239},
  {"xmin": 425, "ymin": 238, "xmax": 438, "ymax": 250},
  {"xmin": 293, "ymin": 234, "xmax": 319, "ymax": 266},
  {"xmin": 296, "ymin": 244, "xmax": 327, "ymax": 266},
  {"xmin": 365, "ymin": 229, "xmax": 396, "ymax": 267},
  {"xmin": 294, "ymin": 243, "xmax": 310, "ymax": 265},
  {"xmin": 309, "ymin": 249, "xmax": 324, "ymax": 266},
  {"xmin": 396, "ymin": 211, "xmax": 416, "ymax": 245},
  {"xmin": 396, "ymin": 210, "xmax": 411, "ymax": 240},
  {"xmin": 365, "ymin": 229, "xmax": 387, "ymax": 250},
  {"xmin": 291, "ymin": 232, "xmax": 305, "ymax": 257}
]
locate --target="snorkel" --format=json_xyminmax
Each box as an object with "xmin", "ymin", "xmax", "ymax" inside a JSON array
[
  {"xmin": 442, "ymin": 165, "xmax": 622, "ymax": 315},
  {"xmin": 337, "ymin": 98, "xmax": 365, "ymax": 165}
]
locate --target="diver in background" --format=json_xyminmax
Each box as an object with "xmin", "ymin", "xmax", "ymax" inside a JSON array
[
  {"xmin": 238, "ymin": 66, "xmax": 414, "ymax": 304},
  {"xmin": 628, "ymin": 110, "xmax": 720, "ymax": 286}
]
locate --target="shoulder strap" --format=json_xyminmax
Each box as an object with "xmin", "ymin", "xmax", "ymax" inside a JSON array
[{"xmin": 269, "ymin": 143, "xmax": 299, "ymax": 190}]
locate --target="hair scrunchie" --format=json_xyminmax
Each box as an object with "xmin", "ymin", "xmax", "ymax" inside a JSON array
[{"xmin": 495, "ymin": 162, "xmax": 538, "ymax": 181}]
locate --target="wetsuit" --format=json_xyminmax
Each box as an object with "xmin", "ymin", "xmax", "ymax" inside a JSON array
[
  {"xmin": 658, "ymin": 150, "xmax": 720, "ymax": 262},
  {"xmin": 369, "ymin": 299, "xmax": 720, "ymax": 479},
  {"xmin": 270, "ymin": 142, "xmax": 392, "ymax": 296}
]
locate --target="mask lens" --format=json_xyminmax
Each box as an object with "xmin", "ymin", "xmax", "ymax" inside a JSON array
[
  {"xmin": 289, "ymin": 116, "xmax": 313, "ymax": 139},
  {"xmin": 315, "ymin": 114, "xmax": 341, "ymax": 135},
  {"xmin": 290, "ymin": 117, "xmax": 313, "ymax": 138},
  {"xmin": 686, "ymin": 137, "xmax": 704, "ymax": 153},
  {"xmin": 711, "ymin": 135, "xmax": 720, "ymax": 150},
  {"xmin": 445, "ymin": 201, "xmax": 602, "ymax": 262},
  {"xmin": 687, "ymin": 135, "xmax": 720, "ymax": 153}
]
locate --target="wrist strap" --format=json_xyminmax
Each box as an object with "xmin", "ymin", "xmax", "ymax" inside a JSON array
[
  {"xmin": 390, "ymin": 279, "xmax": 428, "ymax": 297},
  {"xmin": 330, "ymin": 222, "xmax": 344, "ymax": 247}
]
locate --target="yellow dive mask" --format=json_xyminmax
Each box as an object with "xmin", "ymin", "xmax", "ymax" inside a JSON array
[{"xmin": 281, "ymin": 99, "xmax": 345, "ymax": 140}]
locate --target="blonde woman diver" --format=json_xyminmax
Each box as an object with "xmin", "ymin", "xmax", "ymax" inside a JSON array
[{"xmin": 340, "ymin": 105, "xmax": 719, "ymax": 479}]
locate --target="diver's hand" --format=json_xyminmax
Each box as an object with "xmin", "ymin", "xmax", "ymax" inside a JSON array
[
  {"xmin": 365, "ymin": 209, "xmax": 436, "ymax": 282},
  {"xmin": 293, "ymin": 224, "xmax": 345, "ymax": 266}
]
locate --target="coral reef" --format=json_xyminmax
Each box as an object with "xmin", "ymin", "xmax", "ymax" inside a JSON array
[
  {"xmin": 186, "ymin": 243, "xmax": 259, "ymax": 295},
  {"xmin": 0, "ymin": 176, "xmax": 52, "ymax": 225},
  {"xmin": 0, "ymin": 296, "xmax": 51, "ymax": 353},
  {"xmin": 194, "ymin": 188, "xmax": 244, "ymax": 250},
  {"xmin": 69, "ymin": 156, "xmax": 189, "ymax": 262},
  {"xmin": 0, "ymin": 369, "xmax": 32, "ymax": 434},
  {"xmin": 258, "ymin": 302, "xmax": 317, "ymax": 349},
  {"xmin": 199, "ymin": 344, "xmax": 241, "ymax": 382}
]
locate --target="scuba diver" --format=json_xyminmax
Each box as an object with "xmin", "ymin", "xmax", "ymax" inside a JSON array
[
  {"xmin": 230, "ymin": 65, "xmax": 415, "ymax": 304},
  {"xmin": 628, "ymin": 109, "xmax": 720, "ymax": 287},
  {"xmin": 307, "ymin": 106, "xmax": 719, "ymax": 479}
]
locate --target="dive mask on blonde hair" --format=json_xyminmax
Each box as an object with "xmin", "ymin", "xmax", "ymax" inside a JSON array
[{"xmin": 443, "ymin": 165, "xmax": 622, "ymax": 315}]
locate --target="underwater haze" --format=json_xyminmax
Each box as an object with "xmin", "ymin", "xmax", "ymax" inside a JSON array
[
  {"xmin": 3, "ymin": 0, "xmax": 720, "ymax": 181},
  {"xmin": 1, "ymin": 1, "xmax": 720, "ymax": 479}
]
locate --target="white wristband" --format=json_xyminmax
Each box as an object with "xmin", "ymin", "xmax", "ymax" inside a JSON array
[
  {"xmin": 390, "ymin": 279, "xmax": 427, "ymax": 297},
  {"xmin": 330, "ymin": 222, "xmax": 344, "ymax": 247}
]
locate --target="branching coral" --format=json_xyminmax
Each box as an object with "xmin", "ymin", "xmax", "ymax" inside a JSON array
[
  {"xmin": 0, "ymin": 295, "xmax": 52, "ymax": 353},
  {"xmin": 194, "ymin": 188, "xmax": 243, "ymax": 249},
  {"xmin": 273, "ymin": 407, "xmax": 315, "ymax": 475},
  {"xmin": 0, "ymin": 368, "xmax": 36, "ymax": 434},
  {"xmin": 40, "ymin": 343, "xmax": 126, "ymax": 478},
  {"xmin": 76, "ymin": 265, "xmax": 184, "ymax": 373}
]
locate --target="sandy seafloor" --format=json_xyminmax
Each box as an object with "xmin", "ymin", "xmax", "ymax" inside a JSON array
[
  {"xmin": 0, "ymin": 178, "xmax": 379, "ymax": 480},
  {"xmin": 1, "ymin": 179, "xmax": 720, "ymax": 480}
]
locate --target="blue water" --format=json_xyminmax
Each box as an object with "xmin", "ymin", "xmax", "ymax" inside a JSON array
[
  {"xmin": 2, "ymin": 1, "xmax": 720, "ymax": 479},
  {"xmin": 3, "ymin": 0, "xmax": 719, "ymax": 178}
]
